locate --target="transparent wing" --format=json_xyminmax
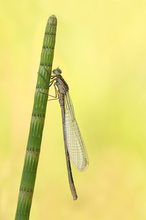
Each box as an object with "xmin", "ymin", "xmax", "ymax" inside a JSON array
[{"xmin": 64, "ymin": 92, "xmax": 88, "ymax": 171}]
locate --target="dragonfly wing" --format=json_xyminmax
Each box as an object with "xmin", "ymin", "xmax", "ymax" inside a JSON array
[{"xmin": 64, "ymin": 92, "xmax": 88, "ymax": 171}]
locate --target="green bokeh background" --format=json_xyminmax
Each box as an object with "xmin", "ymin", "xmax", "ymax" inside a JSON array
[{"xmin": 1, "ymin": 1, "xmax": 146, "ymax": 219}]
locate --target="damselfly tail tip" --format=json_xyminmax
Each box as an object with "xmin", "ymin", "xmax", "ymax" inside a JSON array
[{"xmin": 73, "ymin": 194, "xmax": 78, "ymax": 200}]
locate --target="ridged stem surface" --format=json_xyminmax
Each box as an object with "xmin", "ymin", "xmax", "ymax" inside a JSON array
[{"xmin": 15, "ymin": 15, "xmax": 57, "ymax": 220}]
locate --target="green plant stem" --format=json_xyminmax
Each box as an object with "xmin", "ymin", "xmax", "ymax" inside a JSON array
[{"xmin": 15, "ymin": 15, "xmax": 57, "ymax": 220}]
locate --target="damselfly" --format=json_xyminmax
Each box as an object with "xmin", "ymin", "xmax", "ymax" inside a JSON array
[{"xmin": 50, "ymin": 68, "xmax": 88, "ymax": 200}]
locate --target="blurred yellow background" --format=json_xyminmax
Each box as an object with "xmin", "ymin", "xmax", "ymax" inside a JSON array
[{"xmin": 1, "ymin": 0, "xmax": 146, "ymax": 219}]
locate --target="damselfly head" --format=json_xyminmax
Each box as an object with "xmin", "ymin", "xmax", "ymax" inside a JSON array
[{"xmin": 52, "ymin": 68, "xmax": 62, "ymax": 75}]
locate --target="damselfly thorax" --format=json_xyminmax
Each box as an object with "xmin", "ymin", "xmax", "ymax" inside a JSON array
[
  {"xmin": 50, "ymin": 69, "xmax": 69, "ymax": 106},
  {"xmin": 55, "ymin": 76, "xmax": 69, "ymax": 106}
]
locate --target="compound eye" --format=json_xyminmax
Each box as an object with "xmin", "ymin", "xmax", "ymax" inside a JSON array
[{"xmin": 53, "ymin": 68, "xmax": 62, "ymax": 75}]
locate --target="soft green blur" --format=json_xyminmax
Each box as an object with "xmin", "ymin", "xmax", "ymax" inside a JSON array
[{"xmin": 1, "ymin": 1, "xmax": 146, "ymax": 219}]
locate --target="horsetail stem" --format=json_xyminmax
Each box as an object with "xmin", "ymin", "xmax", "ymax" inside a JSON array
[{"xmin": 15, "ymin": 15, "xmax": 57, "ymax": 220}]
